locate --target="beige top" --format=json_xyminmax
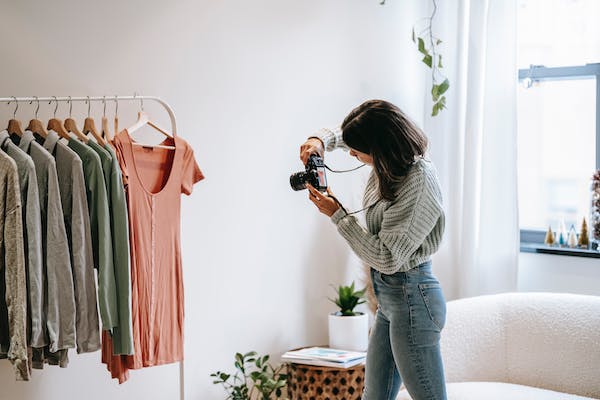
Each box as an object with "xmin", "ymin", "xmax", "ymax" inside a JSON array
[{"xmin": 0, "ymin": 151, "xmax": 29, "ymax": 380}]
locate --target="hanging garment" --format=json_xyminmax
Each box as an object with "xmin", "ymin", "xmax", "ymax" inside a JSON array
[
  {"xmin": 0, "ymin": 131, "xmax": 43, "ymax": 358},
  {"xmin": 106, "ymin": 130, "xmax": 203, "ymax": 383},
  {"xmin": 14, "ymin": 131, "xmax": 74, "ymax": 367},
  {"xmin": 41, "ymin": 132, "xmax": 99, "ymax": 354},
  {"xmin": 0, "ymin": 150, "xmax": 28, "ymax": 380},
  {"xmin": 88, "ymin": 141, "xmax": 133, "ymax": 356},
  {"xmin": 67, "ymin": 138, "xmax": 117, "ymax": 333}
]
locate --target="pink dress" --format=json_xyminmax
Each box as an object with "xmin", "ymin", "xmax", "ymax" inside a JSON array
[{"xmin": 103, "ymin": 130, "xmax": 203, "ymax": 383}]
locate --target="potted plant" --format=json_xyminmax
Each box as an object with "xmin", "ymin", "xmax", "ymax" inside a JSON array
[
  {"xmin": 328, "ymin": 281, "xmax": 369, "ymax": 352},
  {"xmin": 211, "ymin": 351, "xmax": 288, "ymax": 399}
]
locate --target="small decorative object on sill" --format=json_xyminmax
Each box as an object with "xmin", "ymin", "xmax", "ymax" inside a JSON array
[
  {"xmin": 578, "ymin": 217, "xmax": 590, "ymax": 249},
  {"xmin": 558, "ymin": 231, "xmax": 565, "ymax": 247},
  {"xmin": 544, "ymin": 226, "xmax": 555, "ymax": 246},
  {"xmin": 591, "ymin": 170, "xmax": 600, "ymax": 251},
  {"xmin": 558, "ymin": 219, "xmax": 568, "ymax": 247},
  {"xmin": 567, "ymin": 225, "xmax": 578, "ymax": 248}
]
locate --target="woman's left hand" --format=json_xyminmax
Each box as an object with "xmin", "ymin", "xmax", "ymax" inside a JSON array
[{"xmin": 307, "ymin": 184, "xmax": 340, "ymax": 217}]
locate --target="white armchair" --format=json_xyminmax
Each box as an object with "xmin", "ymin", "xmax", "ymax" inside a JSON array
[{"xmin": 398, "ymin": 292, "xmax": 600, "ymax": 400}]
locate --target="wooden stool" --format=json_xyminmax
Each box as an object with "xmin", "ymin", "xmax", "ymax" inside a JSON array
[{"xmin": 286, "ymin": 362, "xmax": 365, "ymax": 400}]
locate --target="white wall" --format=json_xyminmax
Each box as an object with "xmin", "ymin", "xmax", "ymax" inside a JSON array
[{"xmin": 0, "ymin": 1, "xmax": 428, "ymax": 399}]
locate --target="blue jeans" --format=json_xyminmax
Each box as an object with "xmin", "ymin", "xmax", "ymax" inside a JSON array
[{"xmin": 363, "ymin": 262, "xmax": 447, "ymax": 400}]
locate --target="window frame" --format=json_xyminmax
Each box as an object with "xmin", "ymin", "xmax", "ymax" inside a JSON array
[{"xmin": 517, "ymin": 63, "xmax": 600, "ymax": 257}]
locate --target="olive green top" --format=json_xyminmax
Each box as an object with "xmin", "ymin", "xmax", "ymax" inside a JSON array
[
  {"xmin": 68, "ymin": 139, "xmax": 117, "ymax": 332},
  {"xmin": 89, "ymin": 141, "xmax": 133, "ymax": 355}
]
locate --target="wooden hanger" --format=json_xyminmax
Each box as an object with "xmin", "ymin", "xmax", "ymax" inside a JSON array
[
  {"xmin": 112, "ymin": 95, "xmax": 119, "ymax": 138},
  {"xmin": 48, "ymin": 119, "xmax": 71, "ymax": 140},
  {"xmin": 47, "ymin": 97, "xmax": 71, "ymax": 140},
  {"xmin": 26, "ymin": 97, "xmax": 48, "ymax": 138},
  {"xmin": 65, "ymin": 118, "xmax": 89, "ymax": 143},
  {"xmin": 127, "ymin": 95, "xmax": 175, "ymax": 150},
  {"xmin": 28, "ymin": 119, "xmax": 49, "ymax": 138},
  {"xmin": 101, "ymin": 96, "xmax": 114, "ymax": 143},
  {"xmin": 7, "ymin": 97, "xmax": 24, "ymax": 136},
  {"xmin": 82, "ymin": 97, "xmax": 105, "ymax": 146},
  {"xmin": 8, "ymin": 119, "xmax": 23, "ymax": 136},
  {"xmin": 102, "ymin": 116, "xmax": 113, "ymax": 142},
  {"xmin": 64, "ymin": 97, "xmax": 88, "ymax": 143}
]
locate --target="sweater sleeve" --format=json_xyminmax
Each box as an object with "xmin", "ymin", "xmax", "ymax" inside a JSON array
[
  {"xmin": 312, "ymin": 127, "xmax": 350, "ymax": 152},
  {"xmin": 330, "ymin": 173, "xmax": 442, "ymax": 274}
]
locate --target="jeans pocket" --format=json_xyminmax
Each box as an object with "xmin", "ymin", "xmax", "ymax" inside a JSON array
[
  {"xmin": 377, "ymin": 271, "xmax": 405, "ymax": 288},
  {"xmin": 418, "ymin": 283, "xmax": 446, "ymax": 331}
]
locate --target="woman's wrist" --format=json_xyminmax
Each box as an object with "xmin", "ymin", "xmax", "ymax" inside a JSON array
[
  {"xmin": 307, "ymin": 136, "xmax": 324, "ymax": 147},
  {"xmin": 331, "ymin": 207, "xmax": 347, "ymax": 225}
]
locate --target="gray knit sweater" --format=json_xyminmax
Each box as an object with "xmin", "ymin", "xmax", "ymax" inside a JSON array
[{"xmin": 322, "ymin": 130, "xmax": 445, "ymax": 274}]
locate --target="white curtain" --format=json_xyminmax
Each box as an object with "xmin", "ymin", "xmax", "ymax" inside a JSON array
[{"xmin": 426, "ymin": 0, "xmax": 519, "ymax": 300}]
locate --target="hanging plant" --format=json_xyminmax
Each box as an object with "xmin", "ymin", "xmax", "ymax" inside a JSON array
[{"xmin": 381, "ymin": 0, "xmax": 450, "ymax": 116}]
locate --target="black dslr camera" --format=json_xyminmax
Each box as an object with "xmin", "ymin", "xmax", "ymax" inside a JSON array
[{"xmin": 290, "ymin": 155, "xmax": 327, "ymax": 192}]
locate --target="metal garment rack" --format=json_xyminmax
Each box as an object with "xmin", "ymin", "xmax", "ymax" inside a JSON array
[
  {"xmin": 0, "ymin": 95, "xmax": 185, "ymax": 400},
  {"xmin": 0, "ymin": 95, "xmax": 177, "ymax": 136}
]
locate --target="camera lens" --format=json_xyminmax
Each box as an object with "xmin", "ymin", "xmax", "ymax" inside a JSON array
[{"xmin": 290, "ymin": 172, "xmax": 308, "ymax": 191}]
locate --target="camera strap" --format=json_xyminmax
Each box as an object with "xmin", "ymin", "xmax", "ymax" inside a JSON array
[
  {"xmin": 327, "ymin": 194, "xmax": 379, "ymax": 217},
  {"xmin": 325, "ymin": 163, "xmax": 366, "ymax": 173},
  {"xmin": 324, "ymin": 163, "xmax": 373, "ymax": 216}
]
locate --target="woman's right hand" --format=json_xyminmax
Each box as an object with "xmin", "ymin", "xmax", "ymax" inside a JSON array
[{"xmin": 300, "ymin": 137, "xmax": 325, "ymax": 165}]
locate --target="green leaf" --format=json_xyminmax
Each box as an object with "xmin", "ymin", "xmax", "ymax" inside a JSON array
[
  {"xmin": 436, "ymin": 38, "xmax": 442, "ymax": 45},
  {"xmin": 249, "ymin": 371, "xmax": 261, "ymax": 380},
  {"xmin": 438, "ymin": 54, "xmax": 443, "ymax": 68},
  {"xmin": 431, "ymin": 84, "xmax": 440, "ymax": 102},
  {"xmin": 418, "ymin": 37, "xmax": 427, "ymax": 54},
  {"xmin": 422, "ymin": 55, "xmax": 432, "ymax": 68},
  {"xmin": 439, "ymin": 96, "xmax": 447, "ymax": 108},
  {"xmin": 411, "ymin": 27, "xmax": 416, "ymax": 43},
  {"xmin": 438, "ymin": 79, "xmax": 450, "ymax": 95},
  {"xmin": 431, "ymin": 96, "xmax": 447, "ymax": 117}
]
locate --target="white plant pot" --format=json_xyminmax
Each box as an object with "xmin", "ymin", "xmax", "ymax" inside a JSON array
[{"xmin": 328, "ymin": 312, "xmax": 369, "ymax": 352}]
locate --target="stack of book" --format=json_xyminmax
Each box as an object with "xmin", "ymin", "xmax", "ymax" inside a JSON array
[{"xmin": 281, "ymin": 347, "xmax": 366, "ymax": 368}]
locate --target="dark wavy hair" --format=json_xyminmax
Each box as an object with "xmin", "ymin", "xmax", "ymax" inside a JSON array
[{"xmin": 341, "ymin": 100, "xmax": 428, "ymax": 201}]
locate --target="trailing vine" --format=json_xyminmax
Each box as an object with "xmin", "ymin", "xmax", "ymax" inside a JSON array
[{"xmin": 381, "ymin": 0, "xmax": 450, "ymax": 116}]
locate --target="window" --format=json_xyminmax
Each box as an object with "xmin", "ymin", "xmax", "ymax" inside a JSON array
[{"xmin": 517, "ymin": 0, "xmax": 600, "ymax": 248}]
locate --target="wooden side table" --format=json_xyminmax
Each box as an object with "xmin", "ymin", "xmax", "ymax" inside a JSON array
[{"xmin": 286, "ymin": 362, "xmax": 365, "ymax": 400}]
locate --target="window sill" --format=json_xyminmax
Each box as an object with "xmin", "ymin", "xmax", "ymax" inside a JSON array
[{"xmin": 520, "ymin": 243, "xmax": 600, "ymax": 259}]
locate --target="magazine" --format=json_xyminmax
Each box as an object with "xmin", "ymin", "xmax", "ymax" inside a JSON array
[{"xmin": 281, "ymin": 347, "xmax": 366, "ymax": 368}]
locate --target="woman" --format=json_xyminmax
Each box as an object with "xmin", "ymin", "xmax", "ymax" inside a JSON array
[{"xmin": 300, "ymin": 100, "xmax": 447, "ymax": 400}]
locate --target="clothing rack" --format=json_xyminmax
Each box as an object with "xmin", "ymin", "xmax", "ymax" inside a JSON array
[
  {"xmin": 0, "ymin": 95, "xmax": 177, "ymax": 135},
  {"xmin": 1, "ymin": 95, "xmax": 185, "ymax": 400}
]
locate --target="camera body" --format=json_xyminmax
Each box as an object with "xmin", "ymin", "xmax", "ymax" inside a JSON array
[{"xmin": 290, "ymin": 155, "xmax": 327, "ymax": 192}]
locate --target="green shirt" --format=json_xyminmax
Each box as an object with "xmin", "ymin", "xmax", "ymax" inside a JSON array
[
  {"xmin": 68, "ymin": 139, "xmax": 117, "ymax": 331},
  {"xmin": 89, "ymin": 141, "xmax": 133, "ymax": 355}
]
